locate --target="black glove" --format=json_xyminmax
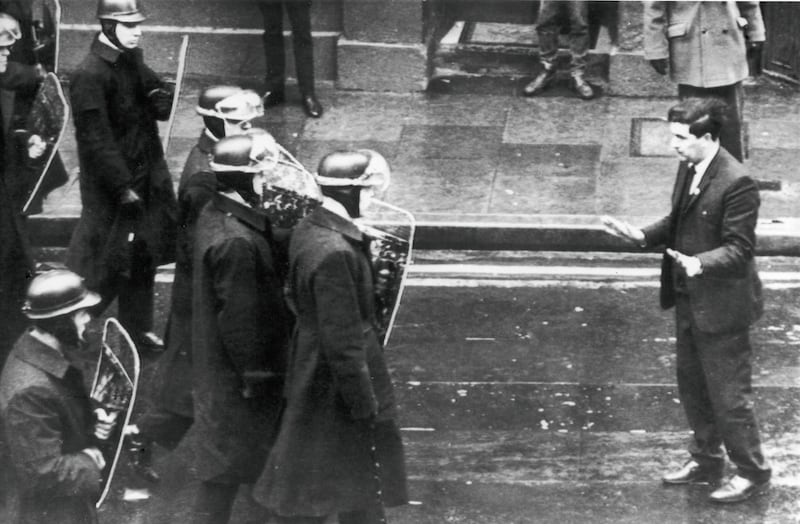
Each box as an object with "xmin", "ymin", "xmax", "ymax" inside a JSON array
[
  {"xmin": 747, "ymin": 41, "xmax": 764, "ymax": 62},
  {"xmin": 148, "ymin": 86, "xmax": 174, "ymax": 118},
  {"xmin": 649, "ymin": 58, "xmax": 668, "ymax": 75}
]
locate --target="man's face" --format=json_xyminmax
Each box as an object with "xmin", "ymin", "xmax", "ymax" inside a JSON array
[
  {"xmin": 115, "ymin": 22, "xmax": 142, "ymax": 49},
  {"xmin": 669, "ymin": 122, "xmax": 708, "ymax": 164},
  {"xmin": 0, "ymin": 45, "xmax": 10, "ymax": 73}
]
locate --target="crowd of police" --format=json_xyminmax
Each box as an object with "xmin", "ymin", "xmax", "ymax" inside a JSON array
[{"xmin": 0, "ymin": 1, "xmax": 406, "ymax": 523}]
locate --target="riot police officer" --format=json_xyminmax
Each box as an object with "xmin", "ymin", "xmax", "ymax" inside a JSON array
[
  {"xmin": 175, "ymin": 131, "xmax": 291, "ymax": 524},
  {"xmin": 131, "ymin": 86, "xmax": 265, "ymax": 483},
  {"xmin": 0, "ymin": 270, "xmax": 114, "ymax": 524},
  {"xmin": 66, "ymin": 0, "xmax": 178, "ymax": 352}
]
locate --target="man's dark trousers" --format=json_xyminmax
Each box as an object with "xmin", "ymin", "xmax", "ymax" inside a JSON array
[
  {"xmin": 257, "ymin": 0, "xmax": 315, "ymax": 95},
  {"xmin": 674, "ymin": 294, "xmax": 770, "ymax": 483}
]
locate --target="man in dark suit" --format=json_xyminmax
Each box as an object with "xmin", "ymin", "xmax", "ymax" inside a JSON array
[{"xmin": 602, "ymin": 97, "xmax": 771, "ymax": 503}]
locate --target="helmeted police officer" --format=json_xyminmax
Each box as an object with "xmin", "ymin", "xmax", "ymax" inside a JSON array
[
  {"xmin": 0, "ymin": 270, "xmax": 116, "ymax": 524},
  {"xmin": 66, "ymin": 0, "xmax": 178, "ymax": 352},
  {"xmin": 130, "ymin": 86, "xmax": 265, "ymax": 483},
  {"xmin": 255, "ymin": 150, "xmax": 408, "ymax": 524},
  {"xmin": 174, "ymin": 131, "xmax": 291, "ymax": 524}
]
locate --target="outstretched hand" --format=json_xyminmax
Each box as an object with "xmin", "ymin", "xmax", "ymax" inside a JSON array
[
  {"xmin": 601, "ymin": 215, "xmax": 646, "ymax": 245},
  {"xmin": 666, "ymin": 248, "xmax": 703, "ymax": 277}
]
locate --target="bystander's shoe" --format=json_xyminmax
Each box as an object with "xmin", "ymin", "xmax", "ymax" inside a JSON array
[
  {"xmin": 523, "ymin": 65, "xmax": 556, "ymax": 97},
  {"xmin": 301, "ymin": 93, "xmax": 323, "ymax": 118},
  {"xmin": 662, "ymin": 460, "xmax": 722, "ymax": 485},
  {"xmin": 709, "ymin": 475, "xmax": 769, "ymax": 503},
  {"xmin": 262, "ymin": 89, "xmax": 286, "ymax": 108},
  {"xmin": 570, "ymin": 71, "xmax": 595, "ymax": 100}
]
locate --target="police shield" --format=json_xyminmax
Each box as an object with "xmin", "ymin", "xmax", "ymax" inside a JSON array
[
  {"xmin": 21, "ymin": 72, "xmax": 69, "ymax": 215},
  {"xmin": 359, "ymin": 199, "xmax": 415, "ymax": 346},
  {"xmin": 257, "ymin": 140, "xmax": 322, "ymax": 230},
  {"xmin": 91, "ymin": 317, "xmax": 141, "ymax": 507}
]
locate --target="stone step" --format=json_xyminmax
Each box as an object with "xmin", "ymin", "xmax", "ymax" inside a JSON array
[{"xmin": 60, "ymin": 0, "xmax": 343, "ymax": 32}]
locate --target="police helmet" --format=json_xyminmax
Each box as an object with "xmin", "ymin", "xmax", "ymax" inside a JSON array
[
  {"xmin": 23, "ymin": 270, "xmax": 101, "ymax": 320},
  {"xmin": 315, "ymin": 150, "xmax": 390, "ymax": 193},
  {"xmin": 97, "ymin": 0, "xmax": 147, "ymax": 23},
  {"xmin": 210, "ymin": 129, "xmax": 279, "ymax": 175},
  {"xmin": 197, "ymin": 86, "xmax": 264, "ymax": 123},
  {"xmin": 0, "ymin": 13, "xmax": 22, "ymax": 47}
]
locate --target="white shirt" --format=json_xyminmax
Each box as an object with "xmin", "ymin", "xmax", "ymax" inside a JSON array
[{"xmin": 688, "ymin": 142, "xmax": 720, "ymax": 196}]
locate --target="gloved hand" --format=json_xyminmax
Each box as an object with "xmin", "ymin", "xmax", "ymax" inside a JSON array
[
  {"xmin": 93, "ymin": 408, "xmax": 119, "ymax": 441},
  {"xmin": 81, "ymin": 447, "xmax": 107, "ymax": 471},
  {"xmin": 27, "ymin": 134, "xmax": 47, "ymax": 160},
  {"xmin": 649, "ymin": 58, "xmax": 668, "ymax": 75},
  {"xmin": 148, "ymin": 86, "xmax": 174, "ymax": 117}
]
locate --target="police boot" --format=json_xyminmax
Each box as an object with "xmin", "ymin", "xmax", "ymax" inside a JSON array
[
  {"xmin": 570, "ymin": 70, "xmax": 595, "ymax": 100},
  {"xmin": 523, "ymin": 62, "xmax": 555, "ymax": 97},
  {"xmin": 128, "ymin": 435, "xmax": 161, "ymax": 484}
]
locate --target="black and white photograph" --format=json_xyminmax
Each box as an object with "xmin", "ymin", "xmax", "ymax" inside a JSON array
[{"xmin": 0, "ymin": 0, "xmax": 798, "ymax": 522}]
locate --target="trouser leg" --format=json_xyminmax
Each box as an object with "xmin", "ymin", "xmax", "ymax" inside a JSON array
[
  {"xmin": 117, "ymin": 257, "xmax": 155, "ymax": 334},
  {"xmin": 565, "ymin": 0, "xmax": 589, "ymax": 73},
  {"xmin": 285, "ymin": 0, "xmax": 315, "ymax": 95},
  {"xmin": 678, "ymin": 83, "xmax": 745, "ymax": 162},
  {"xmin": 694, "ymin": 325, "xmax": 771, "ymax": 483},
  {"xmin": 338, "ymin": 506, "xmax": 387, "ymax": 524},
  {"xmin": 674, "ymin": 298, "xmax": 725, "ymax": 473},
  {"xmin": 535, "ymin": 0, "xmax": 564, "ymax": 66},
  {"xmin": 136, "ymin": 407, "xmax": 193, "ymax": 450},
  {"xmin": 258, "ymin": 0, "xmax": 286, "ymax": 91}
]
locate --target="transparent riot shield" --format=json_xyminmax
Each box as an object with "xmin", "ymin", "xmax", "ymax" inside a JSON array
[
  {"xmin": 91, "ymin": 318, "xmax": 141, "ymax": 507},
  {"xmin": 359, "ymin": 199, "xmax": 416, "ymax": 346},
  {"xmin": 258, "ymin": 142, "xmax": 322, "ymax": 229}
]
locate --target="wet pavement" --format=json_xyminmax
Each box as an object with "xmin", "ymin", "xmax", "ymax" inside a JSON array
[
  {"xmin": 42, "ymin": 75, "xmax": 800, "ymax": 225},
  {"xmin": 66, "ymin": 273, "xmax": 800, "ymax": 523}
]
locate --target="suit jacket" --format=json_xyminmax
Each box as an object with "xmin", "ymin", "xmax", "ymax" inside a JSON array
[
  {"xmin": 642, "ymin": 147, "xmax": 763, "ymax": 334},
  {"xmin": 643, "ymin": 1, "xmax": 765, "ymax": 88}
]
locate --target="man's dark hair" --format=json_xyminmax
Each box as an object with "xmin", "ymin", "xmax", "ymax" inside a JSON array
[{"xmin": 667, "ymin": 97, "xmax": 728, "ymax": 140}]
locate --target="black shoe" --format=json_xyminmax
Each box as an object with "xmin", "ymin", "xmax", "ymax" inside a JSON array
[
  {"xmin": 523, "ymin": 66, "xmax": 556, "ymax": 97},
  {"xmin": 570, "ymin": 71, "xmax": 596, "ymax": 100},
  {"xmin": 135, "ymin": 331, "xmax": 165, "ymax": 353},
  {"xmin": 709, "ymin": 475, "xmax": 769, "ymax": 503},
  {"xmin": 301, "ymin": 94, "xmax": 323, "ymax": 118},
  {"xmin": 662, "ymin": 460, "xmax": 722, "ymax": 485},
  {"xmin": 262, "ymin": 89, "xmax": 286, "ymax": 108},
  {"xmin": 127, "ymin": 436, "xmax": 161, "ymax": 484}
]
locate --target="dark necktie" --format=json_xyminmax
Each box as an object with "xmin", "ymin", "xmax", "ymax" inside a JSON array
[{"xmin": 680, "ymin": 165, "xmax": 696, "ymax": 211}]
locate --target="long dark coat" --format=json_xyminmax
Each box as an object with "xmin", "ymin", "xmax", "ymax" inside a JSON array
[
  {"xmin": 66, "ymin": 36, "xmax": 177, "ymax": 288},
  {"xmin": 0, "ymin": 331, "xmax": 101, "ymax": 524},
  {"xmin": 150, "ymin": 133, "xmax": 217, "ymax": 418},
  {"xmin": 254, "ymin": 206, "xmax": 407, "ymax": 517},
  {"xmin": 179, "ymin": 193, "xmax": 290, "ymax": 484}
]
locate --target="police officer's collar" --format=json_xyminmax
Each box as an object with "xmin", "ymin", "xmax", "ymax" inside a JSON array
[
  {"xmin": 311, "ymin": 202, "xmax": 364, "ymax": 244},
  {"xmin": 93, "ymin": 33, "xmax": 122, "ymax": 62},
  {"xmin": 17, "ymin": 328, "xmax": 71, "ymax": 379},
  {"xmin": 213, "ymin": 191, "xmax": 270, "ymax": 233}
]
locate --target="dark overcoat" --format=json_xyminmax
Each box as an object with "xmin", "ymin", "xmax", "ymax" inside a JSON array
[
  {"xmin": 0, "ymin": 330, "xmax": 101, "ymax": 524},
  {"xmin": 180, "ymin": 193, "xmax": 290, "ymax": 483},
  {"xmin": 642, "ymin": 147, "xmax": 763, "ymax": 333},
  {"xmin": 151, "ymin": 133, "xmax": 217, "ymax": 418},
  {"xmin": 254, "ymin": 206, "xmax": 407, "ymax": 516},
  {"xmin": 66, "ymin": 36, "xmax": 177, "ymax": 288}
]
